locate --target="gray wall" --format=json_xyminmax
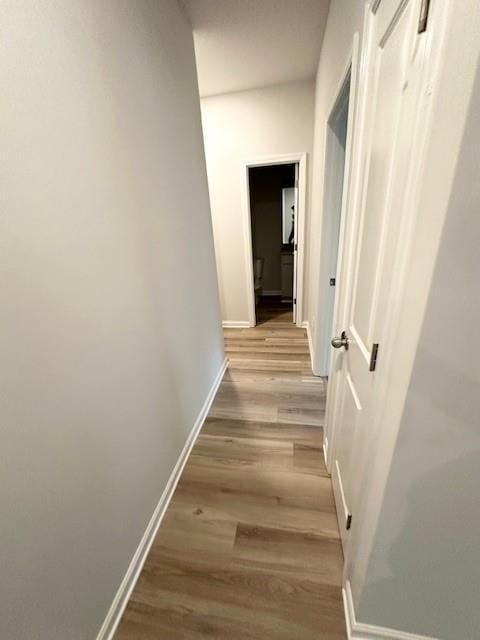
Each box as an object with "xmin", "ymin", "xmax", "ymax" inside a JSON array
[
  {"xmin": 358, "ymin": 48, "xmax": 480, "ymax": 640},
  {"xmin": 0, "ymin": 1, "xmax": 224, "ymax": 638}
]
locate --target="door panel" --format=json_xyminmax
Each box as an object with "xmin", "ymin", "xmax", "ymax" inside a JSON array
[
  {"xmin": 350, "ymin": 2, "xmax": 415, "ymax": 350},
  {"xmin": 328, "ymin": 0, "xmax": 427, "ymax": 541},
  {"xmin": 331, "ymin": 374, "xmax": 362, "ymax": 546}
]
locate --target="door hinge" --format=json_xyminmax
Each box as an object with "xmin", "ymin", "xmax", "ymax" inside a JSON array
[
  {"xmin": 369, "ymin": 343, "xmax": 379, "ymax": 372},
  {"xmin": 418, "ymin": 0, "xmax": 430, "ymax": 33},
  {"xmin": 294, "ymin": 243, "xmax": 298, "ymax": 251},
  {"xmin": 330, "ymin": 277, "xmax": 336, "ymax": 286},
  {"xmin": 346, "ymin": 514, "xmax": 352, "ymax": 530},
  {"xmin": 293, "ymin": 297, "xmax": 297, "ymax": 305},
  {"xmin": 295, "ymin": 179, "xmax": 299, "ymax": 188}
]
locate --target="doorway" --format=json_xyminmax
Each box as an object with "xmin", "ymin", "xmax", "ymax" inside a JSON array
[
  {"xmin": 243, "ymin": 153, "xmax": 307, "ymax": 328},
  {"xmin": 249, "ymin": 163, "xmax": 296, "ymax": 325}
]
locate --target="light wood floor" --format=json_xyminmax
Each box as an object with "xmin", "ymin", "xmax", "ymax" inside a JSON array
[{"xmin": 115, "ymin": 313, "xmax": 346, "ymax": 639}]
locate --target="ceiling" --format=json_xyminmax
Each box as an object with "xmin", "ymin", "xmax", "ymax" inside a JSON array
[{"xmin": 181, "ymin": 0, "xmax": 330, "ymax": 97}]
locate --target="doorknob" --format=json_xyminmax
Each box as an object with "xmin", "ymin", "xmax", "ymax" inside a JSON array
[{"xmin": 331, "ymin": 331, "xmax": 349, "ymax": 350}]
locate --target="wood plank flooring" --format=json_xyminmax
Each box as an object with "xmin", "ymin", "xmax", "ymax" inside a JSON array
[{"xmin": 115, "ymin": 312, "xmax": 346, "ymax": 639}]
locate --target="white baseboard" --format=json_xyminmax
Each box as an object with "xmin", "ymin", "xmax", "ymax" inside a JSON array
[
  {"xmin": 303, "ymin": 320, "xmax": 315, "ymax": 374},
  {"xmin": 343, "ymin": 581, "xmax": 438, "ymax": 640},
  {"xmin": 96, "ymin": 357, "xmax": 228, "ymax": 640},
  {"xmin": 302, "ymin": 320, "xmax": 325, "ymax": 377},
  {"xmin": 262, "ymin": 290, "xmax": 282, "ymax": 296},
  {"xmin": 222, "ymin": 320, "xmax": 251, "ymax": 328}
]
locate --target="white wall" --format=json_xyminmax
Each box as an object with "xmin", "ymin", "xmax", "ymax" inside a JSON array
[
  {"xmin": 201, "ymin": 80, "xmax": 315, "ymax": 324},
  {"xmin": 0, "ymin": 2, "xmax": 224, "ymax": 639},
  {"xmin": 306, "ymin": 0, "xmax": 366, "ymax": 374}
]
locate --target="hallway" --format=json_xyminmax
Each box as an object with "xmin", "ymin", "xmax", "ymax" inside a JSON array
[{"xmin": 116, "ymin": 319, "xmax": 346, "ymax": 639}]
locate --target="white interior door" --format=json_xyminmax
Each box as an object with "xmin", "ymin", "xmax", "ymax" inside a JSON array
[
  {"xmin": 292, "ymin": 162, "xmax": 299, "ymax": 322},
  {"xmin": 325, "ymin": 0, "xmax": 430, "ymax": 547}
]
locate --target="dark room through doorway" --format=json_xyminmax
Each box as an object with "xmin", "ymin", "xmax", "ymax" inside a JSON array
[{"xmin": 249, "ymin": 162, "xmax": 298, "ymax": 325}]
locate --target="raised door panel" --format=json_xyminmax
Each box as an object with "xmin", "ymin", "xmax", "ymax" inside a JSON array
[{"xmin": 349, "ymin": 0, "xmax": 416, "ymax": 355}]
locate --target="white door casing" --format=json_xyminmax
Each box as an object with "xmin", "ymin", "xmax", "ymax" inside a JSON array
[
  {"xmin": 292, "ymin": 162, "xmax": 299, "ymax": 322},
  {"xmin": 319, "ymin": 64, "xmax": 353, "ymax": 377},
  {"xmin": 325, "ymin": 0, "xmax": 433, "ymax": 548},
  {"xmin": 242, "ymin": 153, "xmax": 308, "ymax": 327}
]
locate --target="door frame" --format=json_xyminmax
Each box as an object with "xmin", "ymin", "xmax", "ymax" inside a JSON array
[
  {"xmin": 241, "ymin": 152, "xmax": 308, "ymax": 327},
  {"xmin": 314, "ymin": 36, "xmax": 360, "ymax": 379},
  {"xmin": 318, "ymin": 33, "xmax": 364, "ymax": 468}
]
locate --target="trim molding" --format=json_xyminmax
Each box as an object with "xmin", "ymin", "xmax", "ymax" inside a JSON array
[
  {"xmin": 343, "ymin": 582, "xmax": 439, "ymax": 640},
  {"xmin": 302, "ymin": 320, "xmax": 316, "ymax": 375},
  {"xmin": 96, "ymin": 357, "xmax": 228, "ymax": 640},
  {"xmin": 262, "ymin": 290, "xmax": 282, "ymax": 296},
  {"xmin": 222, "ymin": 320, "xmax": 251, "ymax": 328}
]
